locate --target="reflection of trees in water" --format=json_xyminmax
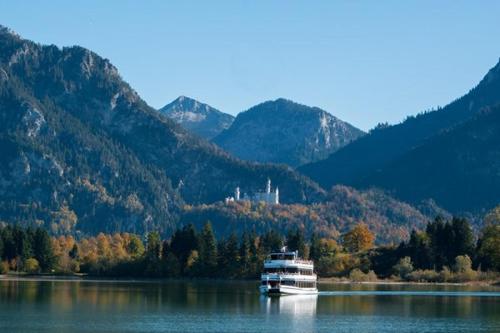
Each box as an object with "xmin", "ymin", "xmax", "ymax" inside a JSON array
[
  {"xmin": 0, "ymin": 280, "xmax": 55, "ymax": 304},
  {"xmin": 0, "ymin": 280, "xmax": 266, "ymax": 314},
  {"xmin": 1, "ymin": 280, "xmax": 498, "ymax": 322}
]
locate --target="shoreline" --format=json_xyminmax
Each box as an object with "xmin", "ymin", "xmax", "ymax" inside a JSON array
[{"xmin": 1, "ymin": 274, "xmax": 498, "ymax": 287}]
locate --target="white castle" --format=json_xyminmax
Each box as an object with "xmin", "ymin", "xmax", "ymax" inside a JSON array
[{"xmin": 225, "ymin": 178, "xmax": 279, "ymax": 205}]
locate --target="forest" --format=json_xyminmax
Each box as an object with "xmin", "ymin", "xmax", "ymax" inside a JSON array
[{"xmin": 1, "ymin": 206, "xmax": 499, "ymax": 282}]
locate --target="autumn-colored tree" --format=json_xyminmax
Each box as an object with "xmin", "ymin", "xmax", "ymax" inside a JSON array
[
  {"xmin": 24, "ymin": 258, "xmax": 40, "ymax": 274},
  {"xmin": 485, "ymin": 205, "xmax": 500, "ymax": 225},
  {"xmin": 50, "ymin": 205, "xmax": 78, "ymax": 235},
  {"xmin": 342, "ymin": 223, "xmax": 375, "ymax": 253},
  {"xmin": 111, "ymin": 233, "xmax": 127, "ymax": 259},
  {"xmin": 96, "ymin": 233, "xmax": 112, "ymax": 259}
]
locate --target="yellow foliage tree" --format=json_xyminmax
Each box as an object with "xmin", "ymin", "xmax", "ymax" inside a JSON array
[
  {"xmin": 24, "ymin": 258, "xmax": 40, "ymax": 274},
  {"xmin": 342, "ymin": 223, "xmax": 375, "ymax": 253}
]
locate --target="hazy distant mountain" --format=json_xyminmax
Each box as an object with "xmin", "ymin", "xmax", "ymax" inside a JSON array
[
  {"xmin": 159, "ymin": 96, "xmax": 234, "ymax": 139},
  {"xmin": 361, "ymin": 106, "xmax": 500, "ymax": 213},
  {"xmin": 0, "ymin": 26, "xmax": 325, "ymax": 235},
  {"xmin": 300, "ymin": 59, "xmax": 500, "ymax": 191},
  {"xmin": 213, "ymin": 98, "xmax": 365, "ymax": 167}
]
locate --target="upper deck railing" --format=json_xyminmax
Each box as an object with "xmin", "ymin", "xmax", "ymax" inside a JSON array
[{"xmin": 265, "ymin": 248, "xmax": 313, "ymax": 265}]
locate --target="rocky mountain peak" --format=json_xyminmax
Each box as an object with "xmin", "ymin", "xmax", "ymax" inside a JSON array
[
  {"xmin": 159, "ymin": 96, "xmax": 234, "ymax": 139},
  {"xmin": 213, "ymin": 99, "xmax": 365, "ymax": 167}
]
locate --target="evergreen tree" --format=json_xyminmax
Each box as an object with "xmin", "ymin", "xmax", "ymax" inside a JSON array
[
  {"xmin": 248, "ymin": 231, "xmax": 260, "ymax": 277},
  {"xmin": 449, "ymin": 217, "xmax": 474, "ymax": 259},
  {"xmin": 1, "ymin": 226, "xmax": 16, "ymax": 261},
  {"xmin": 170, "ymin": 224, "xmax": 198, "ymax": 273},
  {"xmin": 13, "ymin": 225, "xmax": 33, "ymax": 262},
  {"xmin": 425, "ymin": 216, "xmax": 474, "ymax": 268},
  {"xmin": 309, "ymin": 233, "xmax": 321, "ymax": 261},
  {"xmin": 161, "ymin": 252, "xmax": 181, "ymax": 277},
  {"xmin": 224, "ymin": 233, "xmax": 240, "ymax": 278},
  {"xmin": 145, "ymin": 231, "xmax": 161, "ymax": 276},
  {"xmin": 0, "ymin": 233, "xmax": 3, "ymax": 260},
  {"xmin": 261, "ymin": 230, "xmax": 283, "ymax": 253},
  {"xmin": 33, "ymin": 228, "xmax": 56, "ymax": 272},
  {"xmin": 406, "ymin": 230, "xmax": 432, "ymax": 269},
  {"xmin": 238, "ymin": 232, "xmax": 251, "ymax": 276},
  {"xmin": 69, "ymin": 243, "xmax": 79, "ymax": 260},
  {"xmin": 286, "ymin": 228, "xmax": 306, "ymax": 257},
  {"xmin": 127, "ymin": 234, "xmax": 145, "ymax": 258},
  {"xmin": 146, "ymin": 232, "xmax": 161, "ymax": 260},
  {"xmin": 426, "ymin": 216, "xmax": 448, "ymax": 269},
  {"xmin": 216, "ymin": 238, "xmax": 228, "ymax": 275},
  {"xmin": 198, "ymin": 222, "xmax": 217, "ymax": 277}
]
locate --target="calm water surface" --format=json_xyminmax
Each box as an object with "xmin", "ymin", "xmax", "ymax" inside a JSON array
[{"xmin": 0, "ymin": 278, "xmax": 499, "ymax": 333}]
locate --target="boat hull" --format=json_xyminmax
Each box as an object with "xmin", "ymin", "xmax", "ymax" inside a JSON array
[{"xmin": 260, "ymin": 284, "xmax": 318, "ymax": 295}]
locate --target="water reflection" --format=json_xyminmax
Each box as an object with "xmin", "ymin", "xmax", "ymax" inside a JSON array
[
  {"xmin": 262, "ymin": 294, "xmax": 318, "ymax": 316},
  {"xmin": 261, "ymin": 295, "xmax": 318, "ymax": 333},
  {"xmin": 0, "ymin": 279, "xmax": 499, "ymax": 333}
]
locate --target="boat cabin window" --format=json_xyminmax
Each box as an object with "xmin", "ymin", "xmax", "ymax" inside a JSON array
[
  {"xmin": 300, "ymin": 269, "xmax": 313, "ymax": 275},
  {"xmin": 277, "ymin": 280, "xmax": 316, "ymax": 288},
  {"xmin": 264, "ymin": 267, "xmax": 299, "ymax": 274},
  {"xmin": 270, "ymin": 253, "xmax": 295, "ymax": 260}
]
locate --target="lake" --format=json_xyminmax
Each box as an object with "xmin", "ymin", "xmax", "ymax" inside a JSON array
[{"xmin": 0, "ymin": 278, "xmax": 499, "ymax": 333}]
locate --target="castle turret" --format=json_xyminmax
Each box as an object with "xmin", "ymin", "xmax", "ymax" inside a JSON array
[
  {"xmin": 235, "ymin": 186, "xmax": 240, "ymax": 201},
  {"xmin": 275, "ymin": 187, "xmax": 279, "ymax": 204},
  {"xmin": 266, "ymin": 178, "xmax": 271, "ymax": 194}
]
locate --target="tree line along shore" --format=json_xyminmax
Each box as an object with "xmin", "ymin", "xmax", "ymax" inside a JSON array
[{"xmin": 0, "ymin": 213, "xmax": 499, "ymax": 284}]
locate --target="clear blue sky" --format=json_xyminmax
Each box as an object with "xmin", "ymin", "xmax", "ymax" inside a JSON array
[{"xmin": 1, "ymin": 1, "xmax": 499, "ymax": 130}]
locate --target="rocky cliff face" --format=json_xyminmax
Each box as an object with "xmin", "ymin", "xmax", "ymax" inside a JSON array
[
  {"xmin": 0, "ymin": 26, "xmax": 325, "ymax": 235},
  {"xmin": 213, "ymin": 98, "xmax": 365, "ymax": 167},
  {"xmin": 159, "ymin": 96, "xmax": 234, "ymax": 139}
]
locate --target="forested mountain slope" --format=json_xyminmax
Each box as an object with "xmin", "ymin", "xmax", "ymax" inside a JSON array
[
  {"xmin": 300, "ymin": 59, "xmax": 500, "ymax": 192},
  {"xmin": 0, "ymin": 26, "xmax": 325, "ymax": 235},
  {"xmin": 360, "ymin": 106, "xmax": 500, "ymax": 213}
]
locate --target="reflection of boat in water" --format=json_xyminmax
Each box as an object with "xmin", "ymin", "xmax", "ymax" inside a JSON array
[
  {"xmin": 262, "ymin": 294, "xmax": 318, "ymax": 316},
  {"xmin": 259, "ymin": 248, "xmax": 318, "ymax": 295}
]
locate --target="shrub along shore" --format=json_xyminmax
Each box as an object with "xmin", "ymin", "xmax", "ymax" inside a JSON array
[{"xmin": 0, "ymin": 214, "xmax": 499, "ymax": 284}]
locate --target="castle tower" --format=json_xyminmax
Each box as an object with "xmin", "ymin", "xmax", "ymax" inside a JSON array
[
  {"xmin": 274, "ymin": 187, "xmax": 279, "ymax": 204},
  {"xmin": 235, "ymin": 186, "xmax": 240, "ymax": 201},
  {"xmin": 266, "ymin": 178, "xmax": 271, "ymax": 194}
]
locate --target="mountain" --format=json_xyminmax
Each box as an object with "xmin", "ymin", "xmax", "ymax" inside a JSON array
[
  {"xmin": 360, "ymin": 106, "xmax": 500, "ymax": 213},
  {"xmin": 213, "ymin": 98, "xmax": 365, "ymax": 167},
  {"xmin": 300, "ymin": 59, "xmax": 500, "ymax": 194},
  {"xmin": 0, "ymin": 26, "xmax": 325, "ymax": 235},
  {"xmin": 158, "ymin": 96, "xmax": 234, "ymax": 139}
]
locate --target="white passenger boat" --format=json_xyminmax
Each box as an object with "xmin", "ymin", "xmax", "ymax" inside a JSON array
[{"xmin": 259, "ymin": 248, "xmax": 318, "ymax": 295}]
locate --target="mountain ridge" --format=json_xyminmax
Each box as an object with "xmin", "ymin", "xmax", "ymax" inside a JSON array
[
  {"xmin": 360, "ymin": 105, "xmax": 500, "ymax": 213},
  {"xmin": 299, "ymin": 58, "xmax": 500, "ymax": 189}
]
